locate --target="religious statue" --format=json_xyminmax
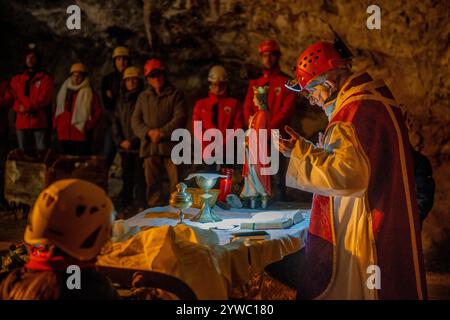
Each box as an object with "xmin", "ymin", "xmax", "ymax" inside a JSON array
[{"xmin": 240, "ymin": 86, "xmax": 271, "ymax": 208}]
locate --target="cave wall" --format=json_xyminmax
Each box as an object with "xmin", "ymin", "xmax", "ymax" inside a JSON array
[{"xmin": 0, "ymin": 0, "xmax": 449, "ymax": 270}]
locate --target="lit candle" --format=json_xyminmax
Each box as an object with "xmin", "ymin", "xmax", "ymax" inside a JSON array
[{"xmin": 218, "ymin": 168, "xmax": 233, "ymax": 202}]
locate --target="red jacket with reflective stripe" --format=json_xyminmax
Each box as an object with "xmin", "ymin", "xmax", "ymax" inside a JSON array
[
  {"xmin": 10, "ymin": 71, "xmax": 54, "ymax": 130},
  {"xmin": 192, "ymin": 92, "xmax": 244, "ymax": 151},
  {"xmin": 243, "ymin": 68, "xmax": 295, "ymax": 137},
  {"xmin": 54, "ymin": 90, "xmax": 102, "ymax": 142}
]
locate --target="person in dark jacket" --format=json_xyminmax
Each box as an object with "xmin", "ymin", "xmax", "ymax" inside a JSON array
[
  {"xmin": 101, "ymin": 46, "xmax": 130, "ymax": 167},
  {"xmin": 131, "ymin": 59, "xmax": 187, "ymax": 207},
  {"xmin": 10, "ymin": 43, "xmax": 54, "ymax": 152},
  {"xmin": 112, "ymin": 66, "xmax": 146, "ymax": 208}
]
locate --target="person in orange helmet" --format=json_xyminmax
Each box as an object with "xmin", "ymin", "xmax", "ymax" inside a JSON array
[
  {"xmin": 131, "ymin": 59, "xmax": 187, "ymax": 207},
  {"xmin": 244, "ymin": 40, "xmax": 296, "ymax": 135}
]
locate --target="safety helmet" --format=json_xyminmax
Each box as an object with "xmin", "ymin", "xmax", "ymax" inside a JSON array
[
  {"xmin": 24, "ymin": 179, "xmax": 115, "ymax": 261},
  {"xmin": 123, "ymin": 66, "xmax": 141, "ymax": 80},
  {"xmin": 258, "ymin": 40, "xmax": 281, "ymax": 55},
  {"xmin": 112, "ymin": 46, "xmax": 129, "ymax": 59},
  {"xmin": 208, "ymin": 65, "xmax": 228, "ymax": 83},
  {"xmin": 293, "ymin": 40, "xmax": 352, "ymax": 90},
  {"xmin": 144, "ymin": 59, "xmax": 165, "ymax": 77},
  {"xmin": 70, "ymin": 62, "xmax": 88, "ymax": 74}
]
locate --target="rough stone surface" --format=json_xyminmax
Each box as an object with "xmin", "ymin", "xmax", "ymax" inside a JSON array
[{"xmin": 0, "ymin": 0, "xmax": 449, "ymax": 270}]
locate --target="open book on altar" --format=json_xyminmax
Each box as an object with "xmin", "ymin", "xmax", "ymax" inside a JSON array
[{"xmin": 240, "ymin": 210, "xmax": 304, "ymax": 230}]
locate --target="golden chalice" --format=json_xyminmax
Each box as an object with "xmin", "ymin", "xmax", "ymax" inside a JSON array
[{"xmin": 185, "ymin": 173, "xmax": 225, "ymax": 223}]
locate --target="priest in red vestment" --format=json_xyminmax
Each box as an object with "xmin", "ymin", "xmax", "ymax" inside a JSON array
[{"xmin": 275, "ymin": 39, "xmax": 427, "ymax": 300}]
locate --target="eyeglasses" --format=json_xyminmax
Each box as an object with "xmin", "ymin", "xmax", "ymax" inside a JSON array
[
  {"xmin": 301, "ymin": 87, "xmax": 315, "ymax": 99},
  {"xmin": 302, "ymin": 80, "xmax": 328, "ymax": 98}
]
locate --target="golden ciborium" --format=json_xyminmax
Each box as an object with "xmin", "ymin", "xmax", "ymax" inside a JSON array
[
  {"xmin": 185, "ymin": 173, "xmax": 225, "ymax": 223},
  {"xmin": 169, "ymin": 183, "xmax": 193, "ymax": 224}
]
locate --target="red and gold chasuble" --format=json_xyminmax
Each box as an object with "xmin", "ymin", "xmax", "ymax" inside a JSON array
[{"xmin": 286, "ymin": 72, "xmax": 427, "ymax": 299}]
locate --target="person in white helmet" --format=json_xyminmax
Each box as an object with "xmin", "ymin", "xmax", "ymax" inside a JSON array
[
  {"xmin": 0, "ymin": 179, "xmax": 118, "ymax": 299},
  {"xmin": 192, "ymin": 65, "xmax": 243, "ymax": 168}
]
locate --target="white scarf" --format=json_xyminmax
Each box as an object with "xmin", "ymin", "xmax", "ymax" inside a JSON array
[{"xmin": 56, "ymin": 77, "xmax": 93, "ymax": 133}]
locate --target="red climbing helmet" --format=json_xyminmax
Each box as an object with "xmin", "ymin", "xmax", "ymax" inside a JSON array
[
  {"xmin": 258, "ymin": 40, "xmax": 281, "ymax": 55},
  {"xmin": 296, "ymin": 41, "xmax": 350, "ymax": 89},
  {"xmin": 287, "ymin": 35, "xmax": 353, "ymax": 92},
  {"xmin": 144, "ymin": 59, "xmax": 165, "ymax": 77}
]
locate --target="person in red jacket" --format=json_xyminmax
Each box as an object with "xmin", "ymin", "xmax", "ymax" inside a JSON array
[
  {"xmin": 10, "ymin": 43, "xmax": 54, "ymax": 152},
  {"xmin": 192, "ymin": 65, "xmax": 243, "ymax": 168},
  {"xmin": 54, "ymin": 63, "xmax": 102, "ymax": 156},
  {"xmin": 0, "ymin": 78, "xmax": 14, "ymax": 209},
  {"xmin": 243, "ymin": 40, "xmax": 296, "ymax": 200}
]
